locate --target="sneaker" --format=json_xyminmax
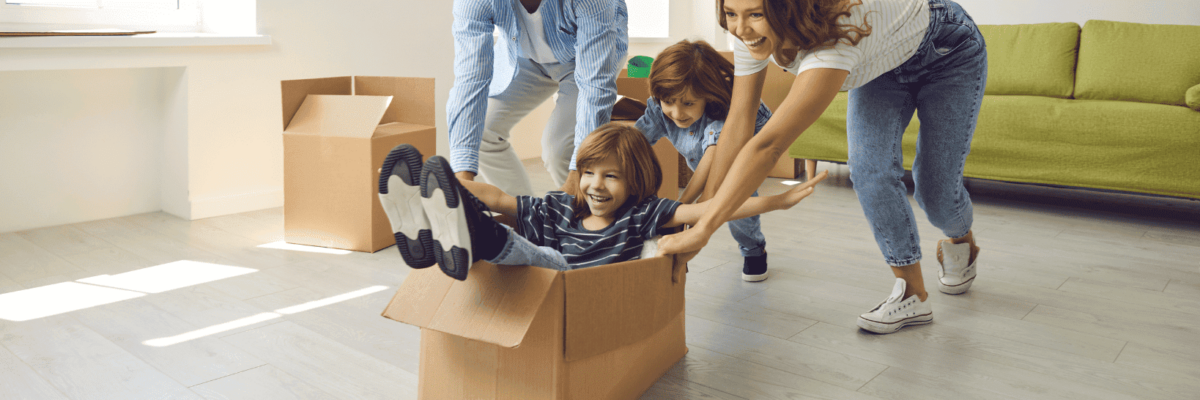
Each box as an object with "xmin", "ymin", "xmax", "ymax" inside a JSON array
[
  {"xmin": 378, "ymin": 144, "xmax": 435, "ymax": 269},
  {"xmin": 742, "ymin": 253, "xmax": 769, "ymax": 282},
  {"xmin": 936, "ymin": 240, "xmax": 978, "ymax": 295},
  {"xmin": 857, "ymin": 278, "xmax": 933, "ymax": 334},
  {"xmin": 419, "ymin": 156, "xmax": 507, "ymax": 281}
]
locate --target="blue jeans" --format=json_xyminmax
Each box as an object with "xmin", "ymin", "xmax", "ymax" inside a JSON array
[
  {"xmin": 728, "ymin": 191, "xmax": 766, "ymax": 257},
  {"xmin": 479, "ymin": 57, "xmax": 579, "ymax": 196},
  {"xmin": 846, "ymin": 0, "xmax": 986, "ymax": 267},
  {"xmin": 487, "ymin": 226, "xmax": 571, "ymax": 271}
]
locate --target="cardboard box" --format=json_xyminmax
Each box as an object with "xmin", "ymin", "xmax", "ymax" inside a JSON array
[
  {"xmin": 281, "ymin": 76, "xmax": 436, "ymax": 253},
  {"xmin": 382, "ymin": 255, "xmax": 687, "ymax": 399}
]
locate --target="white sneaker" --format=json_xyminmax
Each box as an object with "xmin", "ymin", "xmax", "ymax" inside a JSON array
[
  {"xmin": 937, "ymin": 240, "xmax": 977, "ymax": 295},
  {"xmin": 857, "ymin": 278, "xmax": 933, "ymax": 334}
]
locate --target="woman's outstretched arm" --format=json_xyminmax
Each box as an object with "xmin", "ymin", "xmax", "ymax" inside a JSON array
[{"xmin": 658, "ymin": 67, "xmax": 849, "ymax": 258}]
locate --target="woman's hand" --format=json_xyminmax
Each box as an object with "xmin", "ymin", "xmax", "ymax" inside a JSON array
[
  {"xmin": 655, "ymin": 224, "xmax": 715, "ymax": 264},
  {"xmin": 773, "ymin": 170, "xmax": 828, "ymax": 210}
]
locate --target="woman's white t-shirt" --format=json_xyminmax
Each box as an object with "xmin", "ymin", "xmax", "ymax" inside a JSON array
[{"xmin": 733, "ymin": 0, "xmax": 930, "ymax": 91}]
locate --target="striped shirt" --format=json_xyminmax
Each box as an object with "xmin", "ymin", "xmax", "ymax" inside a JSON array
[
  {"xmin": 634, "ymin": 97, "xmax": 773, "ymax": 171},
  {"xmin": 733, "ymin": 0, "xmax": 930, "ymax": 91},
  {"xmin": 448, "ymin": 0, "xmax": 630, "ymax": 174},
  {"xmin": 516, "ymin": 192, "xmax": 680, "ymax": 269}
]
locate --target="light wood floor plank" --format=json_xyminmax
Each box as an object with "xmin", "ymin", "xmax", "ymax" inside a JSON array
[
  {"xmin": 686, "ymin": 315, "xmax": 888, "ymax": 390},
  {"xmin": 0, "ymin": 233, "xmax": 85, "ymax": 285},
  {"xmin": 0, "ymin": 315, "xmax": 202, "ymax": 400},
  {"xmin": 640, "ymin": 374, "xmax": 746, "ymax": 400},
  {"xmin": 0, "ymin": 344, "xmax": 69, "ymax": 400},
  {"xmin": 70, "ymin": 298, "xmax": 267, "ymax": 387},
  {"xmin": 220, "ymin": 321, "xmax": 418, "ymax": 400},
  {"xmin": 190, "ymin": 365, "xmax": 338, "ymax": 400},
  {"xmin": 664, "ymin": 344, "xmax": 882, "ymax": 400}
]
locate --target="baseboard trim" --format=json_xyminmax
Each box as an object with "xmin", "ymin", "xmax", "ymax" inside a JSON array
[{"xmin": 189, "ymin": 188, "xmax": 283, "ymax": 220}]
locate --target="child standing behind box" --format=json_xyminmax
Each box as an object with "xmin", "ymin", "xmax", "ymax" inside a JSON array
[
  {"xmin": 378, "ymin": 123, "xmax": 825, "ymax": 281},
  {"xmin": 635, "ymin": 40, "xmax": 777, "ymax": 281}
]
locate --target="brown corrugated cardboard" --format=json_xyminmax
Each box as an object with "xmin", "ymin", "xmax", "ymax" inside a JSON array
[
  {"xmin": 281, "ymin": 76, "xmax": 436, "ymax": 253},
  {"xmin": 382, "ymin": 255, "xmax": 687, "ymax": 400}
]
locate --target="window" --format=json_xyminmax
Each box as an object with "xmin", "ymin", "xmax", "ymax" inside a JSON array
[
  {"xmin": 628, "ymin": 0, "xmax": 668, "ymax": 39},
  {"xmin": 0, "ymin": 0, "xmax": 199, "ymax": 31}
]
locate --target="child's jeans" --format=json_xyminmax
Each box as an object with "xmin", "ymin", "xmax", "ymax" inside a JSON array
[
  {"xmin": 486, "ymin": 226, "xmax": 571, "ymax": 271},
  {"xmin": 845, "ymin": 0, "xmax": 986, "ymax": 266},
  {"xmin": 728, "ymin": 192, "xmax": 766, "ymax": 258}
]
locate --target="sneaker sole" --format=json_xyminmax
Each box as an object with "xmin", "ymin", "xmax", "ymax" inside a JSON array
[
  {"xmin": 378, "ymin": 145, "xmax": 434, "ymax": 269},
  {"xmin": 421, "ymin": 157, "xmax": 472, "ymax": 281},
  {"xmin": 742, "ymin": 271, "xmax": 769, "ymax": 282},
  {"xmin": 856, "ymin": 313, "xmax": 933, "ymax": 334}
]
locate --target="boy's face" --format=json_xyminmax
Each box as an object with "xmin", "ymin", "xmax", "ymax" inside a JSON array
[
  {"xmin": 579, "ymin": 156, "xmax": 630, "ymax": 221},
  {"xmin": 660, "ymin": 91, "xmax": 708, "ymax": 129},
  {"xmin": 723, "ymin": 0, "xmax": 782, "ymax": 61}
]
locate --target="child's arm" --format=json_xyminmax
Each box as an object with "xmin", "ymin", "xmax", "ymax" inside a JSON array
[
  {"xmin": 663, "ymin": 170, "xmax": 828, "ymax": 228},
  {"xmin": 678, "ymin": 146, "xmax": 714, "ymax": 204},
  {"xmin": 459, "ymin": 180, "xmax": 519, "ymax": 216}
]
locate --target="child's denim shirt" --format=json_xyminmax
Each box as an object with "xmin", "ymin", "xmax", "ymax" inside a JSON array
[{"xmin": 634, "ymin": 97, "xmax": 774, "ymax": 171}]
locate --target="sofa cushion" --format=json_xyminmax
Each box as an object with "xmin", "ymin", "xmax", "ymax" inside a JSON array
[
  {"xmin": 1188, "ymin": 84, "xmax": 1200, "ymax": 111},
  {"xmin": 977, "ymin": 23, "xmax": 1080, "ymax": 98},
  {"xmin": 1076, "ymin": 20, "xmax": 1200, "ymax": 107}
]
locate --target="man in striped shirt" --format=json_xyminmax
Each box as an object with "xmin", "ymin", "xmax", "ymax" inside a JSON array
[{"xmin": 446, "ymin": 0, "xmax": 629, "ymax": 196}]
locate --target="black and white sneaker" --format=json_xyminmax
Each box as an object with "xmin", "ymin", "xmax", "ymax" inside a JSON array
[
  {"xmin": 378, "ymin": 144, "xmax": 435, "ymax": 268},
  {"xmin": 420, "ymin": 156, "xmax": 507, "ymax": 281},
  {"xmin": 742, "ymin": 253, "xmax": 769, "ymax": 282}
]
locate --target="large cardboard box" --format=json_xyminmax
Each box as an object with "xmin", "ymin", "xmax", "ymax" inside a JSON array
[
  {"xmin": 281, "ymin": 76, "xmax": 436, "ymax": 253},
  {"xmin": 382, "ymin": 255, "xmax": 687, "ymax": 399}
]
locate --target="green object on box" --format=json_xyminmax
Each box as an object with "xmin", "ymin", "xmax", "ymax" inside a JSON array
[{"xmin": 628, "ymin": 56, "xmax": 653, "ymax": 78}]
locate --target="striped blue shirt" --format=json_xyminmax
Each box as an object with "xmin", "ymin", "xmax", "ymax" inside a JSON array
[
  {"xmin": 516, "ymin": 192, "xmax": 679, "ymax": 269},
  {"xmin": 447, "ymin": 0, "xmax": 630, "ymax": 174},
  {"xmin": 634, "ymin": 97, "xmax": 774, "ymax": 171}
]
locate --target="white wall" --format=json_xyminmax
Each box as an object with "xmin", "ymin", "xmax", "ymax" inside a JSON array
[
  {"xmin": 0, "ymin": 68, "xmax": 170, "ymax": 232},
  {"xmin": 0, "ymin": 0, "xmax": 455, "ymax": 232}
]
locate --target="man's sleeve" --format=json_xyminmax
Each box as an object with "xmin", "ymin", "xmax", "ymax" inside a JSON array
[
  {"xmin": 568, "ymin": 0, "xmax": 629, "ymax": 170},
  {"xmin": 447, "ymin": 0, "xmax": 496, "ymax": 174}
]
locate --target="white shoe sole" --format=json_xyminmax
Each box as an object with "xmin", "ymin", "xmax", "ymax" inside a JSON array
[
  {"xmin": 421, "ymin": 158, "xmax": 473, "ymax": 281},
  {"xmin": 938, "ymin": 275, "xmax": 974, "ymax": 294},
  {"xmin": 742, "ymin": 271, "xmax": 769, "ymax": 282},
  {"xmin": 856, "ymin": 313, "xmax": 933, "ymax": 334},
  {"xmin": 378, "ymin": 145, "xmax": 433, "ymax": 268}
]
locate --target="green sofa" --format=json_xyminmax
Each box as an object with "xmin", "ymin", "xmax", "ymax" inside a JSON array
[{"xmin": 787, "ymin": 20, "xmax": 1200, "ymax": 199}]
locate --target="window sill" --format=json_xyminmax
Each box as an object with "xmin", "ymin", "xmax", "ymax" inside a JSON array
[{"xmin": 0, "ymin": 32, "xmax": 271, "ymax": 48}]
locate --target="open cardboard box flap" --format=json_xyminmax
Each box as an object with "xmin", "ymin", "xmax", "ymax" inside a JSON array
[{"xmin": 382, "ymin": 254, "xmax": 686, "ymax": 357}]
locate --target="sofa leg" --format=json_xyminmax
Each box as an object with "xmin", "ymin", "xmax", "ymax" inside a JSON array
[{"xmin": 805, "ymin": 159, "xmax": 817, "ymax": 181}]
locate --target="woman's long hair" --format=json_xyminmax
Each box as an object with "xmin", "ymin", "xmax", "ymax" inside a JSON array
[
  {"xmin": 649, "ymin": 40, "xmax": 735, "ymax": 121},
  {"xmin": 718, "ymin": 0, "xmax": 873, "ymax": 66},
  {"xmin": 571, "ymin": 123, "xmax": 663, "ymax": 220}
]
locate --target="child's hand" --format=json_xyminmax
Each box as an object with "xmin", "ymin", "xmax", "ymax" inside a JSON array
[{"xmin": 776, "ymin": 170, "xmax": 829, "ymax": 210}]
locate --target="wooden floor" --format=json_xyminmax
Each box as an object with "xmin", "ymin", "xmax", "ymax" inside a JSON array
[{"xmin": 2, "ymin": 159, "xmax": 1199, "ymax": 400}]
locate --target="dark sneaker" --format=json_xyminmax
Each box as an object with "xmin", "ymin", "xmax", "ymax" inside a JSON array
[
  {"xmin": 378, "ymin": 144, "xmax": 434, "ymax": 268},
  {"xmin": 742, "ymin": 253, "xmax": 769, "ymax": 282},
  {"xmin": 419, "ymin": 156, "xmax": 507, "ymax": 281}
]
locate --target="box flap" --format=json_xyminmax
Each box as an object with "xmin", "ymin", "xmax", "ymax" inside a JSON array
[
  {"xmin": 285, "ymin": 95, "xmax": 392, "ymax": 138},
  {"xmin": 381, "ymin": 261, "xmax": 560, "ymax": 348},
  {"xmin": 281, "ymin": 76, "xmax": 352, "ymax": 130},
  {"xmin": 562, "ymin": 255, "xmax": 686, "ymax": 361},
  {"xmin": 616, "ymin": 71, "xmax": 652, "ymax": 102},
  {"xmin": 373, "ymin": 121, "xmax": 435, "ymax": 138},
  {"xmin": 355, "ymin": 76, "xmax": 436, "ymax": 127}
]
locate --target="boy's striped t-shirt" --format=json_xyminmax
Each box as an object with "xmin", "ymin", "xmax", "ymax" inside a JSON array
[{"xmin": 515, "ymin": 192, "xmax": 680, "ymax": 269}]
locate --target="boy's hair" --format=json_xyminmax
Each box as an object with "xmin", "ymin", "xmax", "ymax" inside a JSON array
[
  {"xmin": 572, "ymin": 122, "xmax": 663, "ymax": 220},
  {"xmin": 649, "ymin": 39, "xmax": 735, "ymax": 121},
  {"xmin": 717, "ymin": 0, "xmax": 872, "ymax": 66}
]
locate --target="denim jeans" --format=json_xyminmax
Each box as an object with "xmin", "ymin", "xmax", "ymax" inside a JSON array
[
  {"xmin": 846, "ymin": 0, "xmax": 986, "ymax": 267},
  {"xmin": 479, "ymin": 57, "xmax": 579, "ymax": 196},
  {"xmin": 728, "ymin": 191, "xmax": 766, "ymax": 257},
  {"xmin": 487, "ymin": 226, "xmax": 571, "ymax": 271}
]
